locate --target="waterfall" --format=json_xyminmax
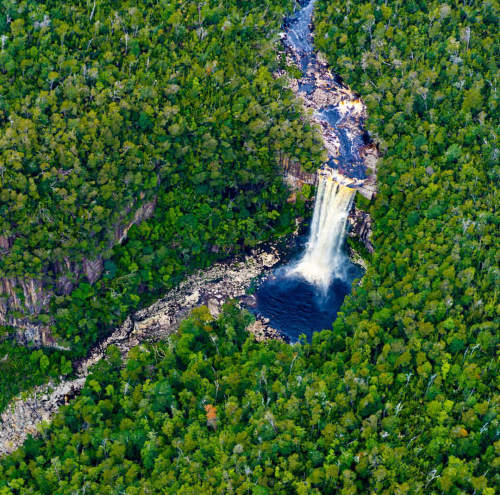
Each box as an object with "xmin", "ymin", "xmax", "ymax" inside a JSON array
[{"xmin": 288, "ymin": 177, "xmax": 355, "ymax": 291}]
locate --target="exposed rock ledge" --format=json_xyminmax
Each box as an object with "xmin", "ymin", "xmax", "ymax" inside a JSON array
[
  {"xmin": 0, "ymin": 197, "xmax": 158, "ymax": 347},
  {"xmin": 348, "ymin": 205, "xmax": 374, "ymax": 255},
  {"xmin": 0, "ymin": 247, "xmax": 282, "ymax": 456}
]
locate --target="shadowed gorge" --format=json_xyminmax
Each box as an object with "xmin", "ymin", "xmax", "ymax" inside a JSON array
[
  {"xmin": 0, "ymin": 0, "xmax": 325, "ymax": 351},
  {"xmin": 0, "ymin": 0, "xmax": 326, "ymax": 406},
  {"xmin": 0, "ymin": 0, "xmax": 498, "ymax": 493}
]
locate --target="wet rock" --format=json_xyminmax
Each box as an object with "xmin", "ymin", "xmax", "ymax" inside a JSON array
[
  {"xmin": 281, "ymin": 8, "xmax": 378, "ymax": 200},
  {"xmin": 239, "ymin": 294, "xmax": 257, "ymax": 308},
  {"xmin": 246, "ymin": 318, "xmax": 286, "ymax": 343},
  {"xmin": 311, "ymin": 87, "xmax": 336, "ymax": 107}
]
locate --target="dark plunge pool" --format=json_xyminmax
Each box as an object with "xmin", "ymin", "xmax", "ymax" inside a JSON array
[{"xmin": 248, "ymin": 240, "xmax": 363, "ymax": 342}]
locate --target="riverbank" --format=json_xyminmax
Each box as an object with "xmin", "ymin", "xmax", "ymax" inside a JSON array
[{"xmin": 0, "ymin": 246, "xmax": 287, "ymax": 456}]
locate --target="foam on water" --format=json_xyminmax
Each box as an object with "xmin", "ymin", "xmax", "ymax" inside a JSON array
[{"xmin": 253, "ymin": 255, "xmax": 361, "ymax": 342}]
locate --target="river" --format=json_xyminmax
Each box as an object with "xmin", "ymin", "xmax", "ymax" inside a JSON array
[{"xmin": 248, "ymin": 0, "xmax": 373, "ymax": 340}]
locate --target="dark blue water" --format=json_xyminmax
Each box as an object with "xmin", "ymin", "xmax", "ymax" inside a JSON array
[
  {"xmin": 284, "ymin": 0, "xmax": 316, "ymax": 55},
  {"xmin": 252, "ymin": 260, "xmax": 361, "ymax": 342},
  {"xmin": 284, "ymin": 0, "xmax": 369, "ymax": 181}
]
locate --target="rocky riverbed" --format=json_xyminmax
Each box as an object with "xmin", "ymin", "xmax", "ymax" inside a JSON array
[
  {"xmin": 0, "ymin": 247, "xmax": 286, "ymax": 456},
  {"xmin": 280, "ymin": 0, "xmax": 379, "ymax": 201}
]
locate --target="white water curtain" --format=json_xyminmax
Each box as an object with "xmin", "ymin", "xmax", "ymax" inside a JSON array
[{"xmin": 288, "ymin": 178, "xmax": 355, "ymax": 292}]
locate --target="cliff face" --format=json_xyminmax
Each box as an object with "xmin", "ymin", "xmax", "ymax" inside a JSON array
[
  {"xmin": 348, "ymin": 205, "xmax": 374, "ymax": 254},
  {"xmin": 0, "ymin": 198, "xmax": 157, "ymax": 346},
  {"xmin": 283, "ymin": 159, "xmax": 317, "ymax": 191}
]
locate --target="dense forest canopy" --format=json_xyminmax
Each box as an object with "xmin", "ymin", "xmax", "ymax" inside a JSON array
[
  {"xmin": 1, "ymin": 300, "xmax": 498, "ymax": 494},
  {"xmin": 0, "ymin": 0, "xmax": 499, "ymax": 493},
  {"xmin": 0, "ymin": 0, "xmax": 324, "ymax": 404},
  {"xmin": 0, "ymin": 0, "xmax": 321, "ymax": 272}
]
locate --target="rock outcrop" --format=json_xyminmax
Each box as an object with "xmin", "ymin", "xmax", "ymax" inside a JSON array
[
  {"xmin": 0, "ymin": 246, "xmax": 283, "ymax": 455},
  {"xmin": 246, "ymin": 317, "xmax": 286, "ymax": 342},
  {"xmin": 0, "ymin": 379, "xmax": 86, "ymax": 456},
  {"xmin": 348, "ymin": 205, "xmax": 374, "ymax": 254},
  {"xmin": 283, "ymin": 158, "xmax": 317, "ymax": 191},
  {"xmin": 0, "ymin": 198, "xmax": 157, "ymax": 346}
]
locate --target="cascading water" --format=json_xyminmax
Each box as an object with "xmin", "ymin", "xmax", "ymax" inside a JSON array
[
  {"xmin": 250, "ymin": 178, "xmax": 361, "ymax": 341},
  {"xmin": 288, "ymin": 178, "xmax": 355, "ymax": 292},
  {"xmin": 247, "ymin": 0, "xmax": 369, "ymax": 341}
]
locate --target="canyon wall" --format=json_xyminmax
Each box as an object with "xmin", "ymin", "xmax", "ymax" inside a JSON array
[{"xmin": 0, "ymin": 198, "xmax": 157, "ymax": 346}]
